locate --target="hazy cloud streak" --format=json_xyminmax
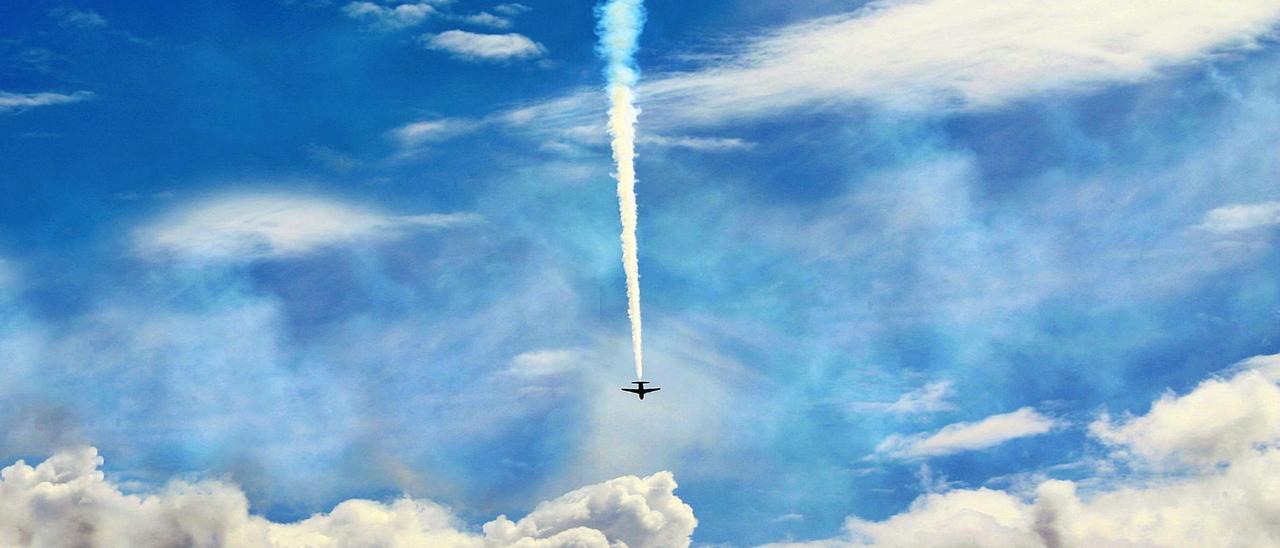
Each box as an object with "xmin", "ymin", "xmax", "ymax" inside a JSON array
[
  {"xmin": 134, "ymin": 194, "xmax": 481, "ymax": 262},
  {"xmin": 875, "ymin": 407, "xmax": 1059, "ymax": 459},
  {"xmin": 0, "ymin": 91, "xmax": 94, "ymax": 113}
]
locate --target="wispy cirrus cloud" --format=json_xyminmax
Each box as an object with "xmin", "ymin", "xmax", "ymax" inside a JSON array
[
  {"xmin": 421, "ymin": 30, "xmax": 545, "ymax": 62},
  {"xmin": 389, "ymin": 117, "xmax": 482, "ymax": 150},
  {"xmin": 641, "ymin": 134, "xmax": 755, "ymax": 151},
  {"xmin": 49, "ymin": 7, "xmax": 107, "ymax": 29},
  {"xmin": 10, "ymin": 47, "xmax": 63, "ymax": 75},
  {"xmin": 134, "ymin": 194, "xmax": 481, "ymax": 262},
  {"xmin": 419, "ymin": 0, "xmax": 1280, "ymax": 153},
  {"xmin": 875, "ymin": 407, "xmax": 1060, "ymax": 460},
  {"xmin": 492, "ymin": 3, "xmax": 530, "ymax": 17},
  {"xmin": 0, "ymin": 91, "xmax": 94, "ymax": 113},
  {"xmin": 502, "ymin": 0, "xmax": 1280, "ymax": 132},
  {"xmin": 853, "ymin": 380, "xmax": 957, "ymax": 416},
  {"xmin": 305, "ymin": 144, "xmax": 361, "ymax": 171}
]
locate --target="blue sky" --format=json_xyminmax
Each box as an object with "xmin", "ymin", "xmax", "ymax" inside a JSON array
[{"xmin": 4, "ymin": 1, "xmax": 1280, "ymax": 546}]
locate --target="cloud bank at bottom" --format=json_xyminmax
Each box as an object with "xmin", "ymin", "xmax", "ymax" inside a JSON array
[{"xmin": 0, "ymin": 449, "xmax": 695, "ymax": 548}]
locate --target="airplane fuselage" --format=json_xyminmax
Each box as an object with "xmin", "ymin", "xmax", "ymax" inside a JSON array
[{"xmin": 621, "ymin": 380, "xmax": 660, "ymax": 400}]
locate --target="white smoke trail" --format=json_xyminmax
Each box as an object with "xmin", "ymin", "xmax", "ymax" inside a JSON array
[{"xmin": 597, "ymin": 0, "xmax": 647, "ymax": 380}]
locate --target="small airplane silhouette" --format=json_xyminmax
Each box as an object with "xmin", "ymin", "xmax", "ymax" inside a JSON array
[{"xmin": 621, "ymin": 380, "xmax": 660, "ymax": 400}]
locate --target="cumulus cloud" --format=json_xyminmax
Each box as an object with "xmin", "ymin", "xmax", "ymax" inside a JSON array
[
  {"xmin": 1196, "ymin": 201, "xmax": 1280, "ymax": 234},
  {"xmin": 502, "ymin": 0, "xmax": 1280, "ymax": 131},
  {"xmin": 782, "ymin": 458, "xmax": 1280, "ymax": 548},
  {"xmin": 772, "ymin": 354, "xmax": 1280, "ymax": 547},
  {"xmin": 422, "ymin": 30, "xmax": 545, "ymax": 62},
  {"xmin": 1091, "ymin": 353, "xmax": 1280, "ymax": 469},
  {"xmin": 0, "ymin": 447, "xmax": 271, "ymax": 547},
  {"xmin": 779, "ymin": 457, "xmax": 1280, "ymax": 548},
  {"xmin": 458, "ymin": 12, "xmax": 512, "ymax": 30},
  {"xmin": 482, "ymin": 472, "xmax": 697, "ymax": 548},
  {"xmin": 0, "ymin": 447, "xmax": 695, "ymax": 547},
  {"xmin": 803, "ymin": 488, "xmax": 1044, "ymax": 548},
  {"xmin": 875, "ymin": 407, "xmax": 1059, "ymax": 460},
  {"xmin": 133, "ymin": 194, "xmax": 481, "ymax": 261},
  {"xmin": 0, "ymin": 91, "xmax": 94, "ymax": 113},
  {"xmin": 341, "ymin": 1, "xmax": 444, "ymax": 31}
]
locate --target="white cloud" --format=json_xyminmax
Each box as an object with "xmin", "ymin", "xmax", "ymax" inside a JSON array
[
  {"xmin": 771, "ymin": 354, "xmax": 1280, "ymax": 547},
  {"xmin": 884, "ymin": 381, "xmax": 956, "ymax": 416},
  {"xmin": 1196, "ymin": 201, "xmax": 1280, "ymax": 234},
  {"xmin": 506, "ymin": 348, "xmax": 584, "ymax": 378},
  {"xmin": 1091, "ymin": 353, "xmax": 1280, "ymax": 469},
  {"xmin": 504, "ymin": 0, "xmax": 1280, "ymax": 131},
  {"xmin": 50, "ymin": 7, "xmax": 107, "ymax": 29},
  {"xmin": 0, "ymin": 447, "xmax": 274, "ymax": 547},
  {"xmin": 640, "ymin": 134, "xmax": 755, "ymax": 151},
  {"xmin": 0, "ymin": 447, "xmax": 696, "ymax": 547},
  {"xmin": 875, "ymin": 407, "xmax": 1059, "ymax": 460},
  {"xmin": 422, "ymin": 30, "xmax": 545, "ymax": 62},
  {"xmin": 341, "ymin": 1, "xmax": 443, "ymax": 31},
  {"xmin": 808, "ymin": 488, "xmax": 1044, "ymax": 548},
  {"xmin": 656, "ymin": 0, "xmax": 1280, "ymax": 119},
  {"xmin": 482, "ymin": 472, "xmax": 697, "ymax": 548},
  {"xmin": 459, "ymin": 12, "xmax": 512, "ymax": 30},
  {"xmin": 0, "ymin": 91, "xmax": 94, "ymax": 113},
  {"xmin": 134, "ymin": 194, "xmax": 481, "ymax": 261},
  {"xmin": 493, "ymin": 3, "xmax": 531, "ymax": 17},
  {"xmin": 854, "ymin": 381, "xmax": 957, "ymax": 416},
  {"xmin": 776, "ymin": 454, "xmax": 1280, "ymax": 547},
  {"xmin": 390, "ymin": 117, "xmax": 482, "ymax": 149}
]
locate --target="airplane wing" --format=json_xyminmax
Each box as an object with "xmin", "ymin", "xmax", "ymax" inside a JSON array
[{"xmin": 621, "ymin": 388, "xmax": 642, "ymax": 394}]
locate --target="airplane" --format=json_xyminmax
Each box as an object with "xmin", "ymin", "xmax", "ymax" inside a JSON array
[{"xmin": 621, "ymin": 380, "xmax": 660, "ymax": 400}]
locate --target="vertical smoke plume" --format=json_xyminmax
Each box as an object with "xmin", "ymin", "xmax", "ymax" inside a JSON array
[{"xmin": 597, "ymin": 0, "xmax": 647, "ymax": 380}]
